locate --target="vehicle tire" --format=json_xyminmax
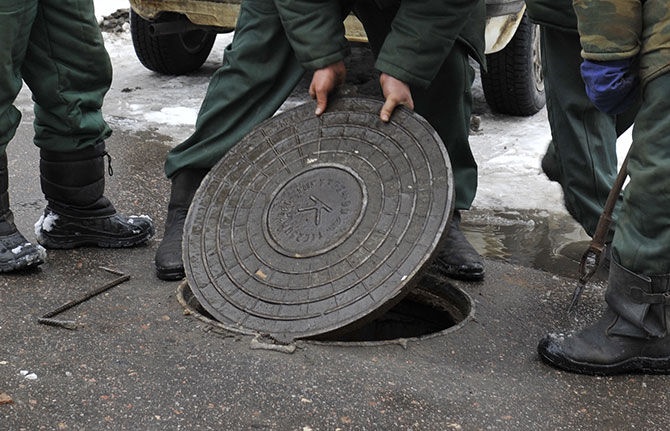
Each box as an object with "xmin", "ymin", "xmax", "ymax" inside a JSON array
[
  {"xmin": 130, "ymin": 10, "xmax": 216, "ymax": 75},
  {"xmin": 481, "ymin": 13, "xmax": 545, "ymax": 117}
]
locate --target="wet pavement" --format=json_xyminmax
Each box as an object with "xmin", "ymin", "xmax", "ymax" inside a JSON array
[
  {"xmin": 2, "ymin": 41, "xmax": 669, "ymax": 429},
  {"xmin": 2, "ymin": 108, "xmax": 670, "ymax": 431}
]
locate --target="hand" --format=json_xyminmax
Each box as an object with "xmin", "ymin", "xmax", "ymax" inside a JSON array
[
  {"xmin": 379, "ymin": 73, "xmax": 414, "ymax": 122},
  {"xmin": 580, "ymin": 58, "xmax": 640, "ymax": 115},
  {"xmin": 309, "ymin": 61, "xmax": 347, "ymax": 116}
]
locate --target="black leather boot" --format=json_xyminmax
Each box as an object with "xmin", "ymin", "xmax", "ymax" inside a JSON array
[
  {"xmin": 429, "ymin": 210, "xmax": 484, "ymax": 281},
  {"xmin": 0, "ymin": 153, "xmax": 45, "ymax": 272},
  {"xmin": 541, "ymin": 140, "xmax": 560, "ymax": 183},
  {"xmin": 35, "ymin": 142, "xmax": 155, "ymax": 249},
  {"xmin": 154, "ymin": 168, "xmax": 208, "ymax": 281},
  {"xmin": 538, "ymin": 260, "xmax": 670, "ymax": 375}
]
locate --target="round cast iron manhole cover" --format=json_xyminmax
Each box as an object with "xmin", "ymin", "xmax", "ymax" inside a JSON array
[{"xmin": 183, "ymin": 97, "xmax": 454, "ymax": 342}]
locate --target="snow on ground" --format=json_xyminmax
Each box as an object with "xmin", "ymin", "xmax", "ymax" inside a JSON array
[
  {"xmin": 94, "ymin": 0, "xmax": 128, "ymax": 20},
  {"xmin": 100, "ymin": 26, "xmax": 565, "ymax": 214},
  {"xmin": 94, "ymin": 0, "xmax": 632, "ymax": 218}
]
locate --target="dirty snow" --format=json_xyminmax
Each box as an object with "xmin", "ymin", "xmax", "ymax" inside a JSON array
[
  {"xmin": 128, "ymin": 215, "xmax": 154, "ymax": 221},
  {"xmin": 11, "ymin": 244, "xmax": 27, "ymax": 254},
  {"xmin": 94, "ymin": 1, "xmax": 128, "ymax": 21},
  {"xmin": 19, "ymin": 370, "xmax": 38, "ymax": 380},
  {"xmin": 34, "ymin": 212, "xmax": 58, "ymax": 237},
  {"xmin": 94, "ymin": 0, "xmax": 632, "ymax": 218}
]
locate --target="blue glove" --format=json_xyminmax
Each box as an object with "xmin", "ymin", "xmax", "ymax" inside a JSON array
[{"xmin": 580, "ymin": 58, "xmax": 640, "ymax": 115}]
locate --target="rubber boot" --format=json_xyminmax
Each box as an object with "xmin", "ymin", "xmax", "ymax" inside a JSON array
[
  {"xmin": 0, "ymin": 153, "xmax": 45, "ymax": 272},
  {"xmin": 154, "ymin": 169, "xmax": 208, "ymax": 281},
  {"xmin": 538, "ymin": 260, "xmax": 670, "ymax": 375},
  {"xmin": 429, "ymin": 210, "xmax": 484, "ymax": 281},
  {"xmin": 35, "ymin": 142, "xmax": 155, "ymax": 249}
]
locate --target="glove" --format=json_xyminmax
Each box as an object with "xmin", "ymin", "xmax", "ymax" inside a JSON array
[{"xmin": 580, "ymin": 58, "xmax": 640, "ymax": 115}]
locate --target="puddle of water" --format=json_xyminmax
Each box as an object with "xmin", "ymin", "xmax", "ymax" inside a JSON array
[{"xmin": 462, "ymin": 208, "xmax": 606, "ymax": 281}]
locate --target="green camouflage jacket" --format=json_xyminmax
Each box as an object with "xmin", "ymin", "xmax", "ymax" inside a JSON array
[
  {"xmin": 274, "ymin": 0, "xmax": 485, "ymax": 89},
  {"xmin": 574, "ymin": 0, "xmax": 670, "ymax": 85}
]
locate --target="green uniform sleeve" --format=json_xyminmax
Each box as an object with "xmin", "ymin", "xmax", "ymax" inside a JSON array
[
  {"xmin": 274, "ymin": 0, "xmax": 350, "ymax": 70},
  {"xmin": 574, "ymin": 0, "xmax": 641, "ymax": 61},
  {"xmin": 375, "ymin": 0, "xmax": 482, "ymax": 88}
]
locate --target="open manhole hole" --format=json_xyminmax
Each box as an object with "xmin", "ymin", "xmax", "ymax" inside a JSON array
[{"xmin": 177, "ymin": 275, "xmax": 473, "ymax": 346}]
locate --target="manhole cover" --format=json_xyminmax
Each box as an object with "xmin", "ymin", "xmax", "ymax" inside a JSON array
[{"xmin": 184, "ymin": 97, "xmax": 454, "ymax": 342}]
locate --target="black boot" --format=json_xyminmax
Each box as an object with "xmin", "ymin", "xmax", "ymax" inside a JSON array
[
  {"xmin": 429, "ymin": 210, "xmax": 484, "ymax": 281},
  {"xmin": 541, "ymin": 141, "xmax": 560, "ymax": 183},
  {"xmin": 538, "ymin": 260, "xmax": 670, "ymax": 375},
  {"xmin": 154, "ymin": 169, "xmax": 208, "ymax": 281},
  {"xmin": 35, "ymin": 142, "xmax": 155, "ymax": 249},
  {"xmin": 0, "ymin": 153, "xmax": 45, "ymax": 272}
]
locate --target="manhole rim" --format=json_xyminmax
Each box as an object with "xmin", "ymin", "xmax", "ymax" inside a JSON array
[{"xmin": 175, "ymin": 278, "xmax": 475, "ymax": 347}]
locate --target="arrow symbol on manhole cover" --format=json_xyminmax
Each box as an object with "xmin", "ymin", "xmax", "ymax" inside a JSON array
[{"xmin": 298, "ymin": 195, "xmax": 332, "ymax": 225}]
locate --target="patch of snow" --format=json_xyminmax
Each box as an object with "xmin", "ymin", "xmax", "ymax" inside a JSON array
[
  {"xmin": 36, "ymin": 245, "xmax": 47, "ymax": 261},
  {"xmin": 34, "ymin": 212, "xmax": 59, "ymax": 237},
  {"xmin": 11, "ymin": 244, "xmax": 27, "ymax": 254},
  {"xmin": 129, "ymin": 215, "xmax": 153, "ymax": 221},
  {"xmin": 94, "ymin": 0, "xmax": 128, "ymax": 21},
  {"xmin": 143, "ymin": 107, "xmax": 198, "ymax": 126}
]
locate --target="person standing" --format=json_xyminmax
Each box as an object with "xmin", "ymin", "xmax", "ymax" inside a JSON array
[
  {"xmin": 524, "ymin": 0, "xmax": 639, "ymax": 245},
  {"xmin": 154, "ymin": 0, "xmax": 487, "ymax": 283},
  {"xmin": 538, "ymin": 0, "xmax": 670, "ymax": 375},
  {"xmin": 0, "ymin": 0, "xmax": 155, "ymax": 272}
]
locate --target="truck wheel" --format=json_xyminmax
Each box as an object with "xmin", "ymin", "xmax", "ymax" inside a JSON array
[
  {"xmin": 130, "ymin": 10, "xmax": 216, "ymax": 75},
  {"xmin": 481, "ymin": 13, "xmax": 545, "ymax": 117}
]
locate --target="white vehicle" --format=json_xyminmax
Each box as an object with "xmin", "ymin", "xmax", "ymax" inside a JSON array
[{"xmin": 129, "ymin": 0, "xmax": 544, "ymax": 116}]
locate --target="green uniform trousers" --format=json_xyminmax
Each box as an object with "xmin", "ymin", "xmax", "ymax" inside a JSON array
[
  {"xmin": 613, "ymin": 72, "xmax": 670, "ymax": 275},
  {"xmin": 165, "ymin": 0, "xmax": 478, "ymax": 210},
  {"xmin": 0, "ymin": 0, "xmax": 112, "ymax": 155},
  {"xmin": 541, "ymin": 26, "xmax": 638, "ymax": 239}
]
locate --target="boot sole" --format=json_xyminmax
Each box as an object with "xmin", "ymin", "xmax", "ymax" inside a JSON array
[
  {"xmin": 0, "ymin": 254, "xmax": 44, "ymax": 273},
  {"xmin": 38, "ymin": 233, "xmax": 151, "ymax": 249},
  {"xmin": 540, "ymin": 349, "xmax": 670, "ymax": 376},
  {"xmin": 155, "ymin": 265, "xmax": 185, "ymax": 281},
  {"xmin": 428, "ymin": 262, "xmax": 485, "ymax": 281}
]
